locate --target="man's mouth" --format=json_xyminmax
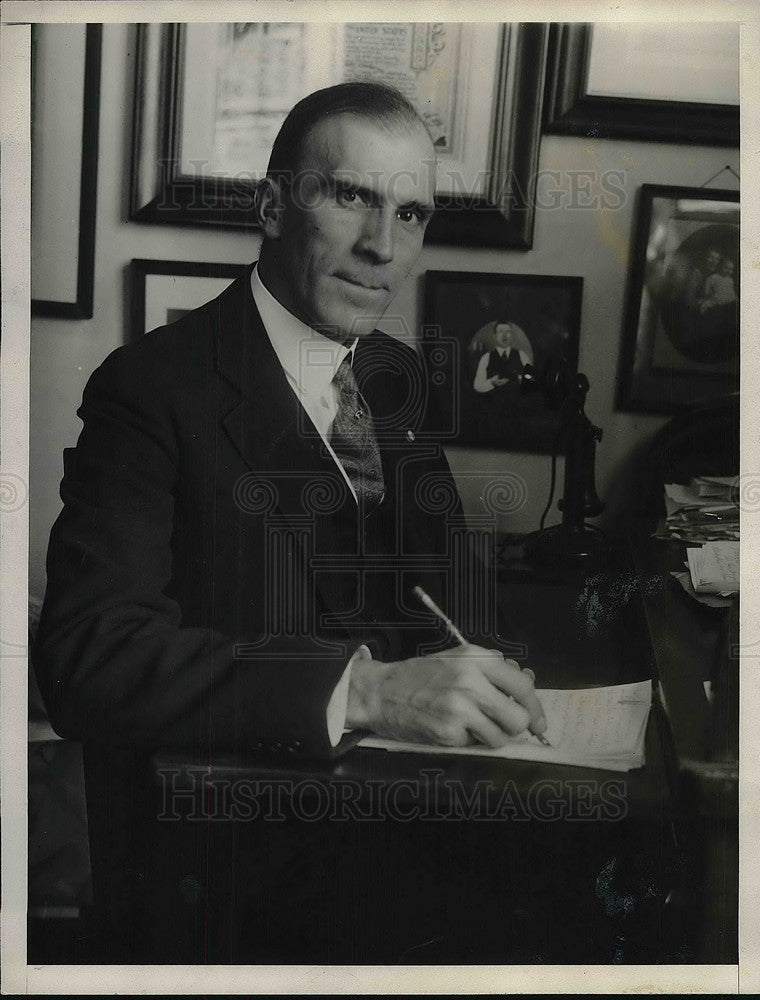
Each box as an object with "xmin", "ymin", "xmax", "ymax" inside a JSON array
[{"xmin": 335, "ymin": 274, "xmax": 387, "ymax": 292}]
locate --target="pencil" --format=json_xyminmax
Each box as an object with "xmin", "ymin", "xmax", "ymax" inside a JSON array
[
  {"xmin": 413, "ymin": 585, "xmax": 467, "ymax": 645},
  {"xmin": 412, "ymin": 585, "xmax": 553, "ymax": 748}
]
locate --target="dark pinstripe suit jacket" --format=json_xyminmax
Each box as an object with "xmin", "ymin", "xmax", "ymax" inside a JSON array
[{"xmin": 35, "ymin": 263, "xmax": 464, "ymax": 759}]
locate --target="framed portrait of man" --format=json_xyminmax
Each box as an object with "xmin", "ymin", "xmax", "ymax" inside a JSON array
[{"xmin": 423, "ymin": 270, "xmax": 583, "ymax": 453}]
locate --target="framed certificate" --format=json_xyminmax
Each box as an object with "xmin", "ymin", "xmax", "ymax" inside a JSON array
[{"xmin": 130, "ymin": 21, "xmax": 548, "ymax": 249}]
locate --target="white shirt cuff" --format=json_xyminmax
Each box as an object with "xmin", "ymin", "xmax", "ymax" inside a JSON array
[{"xmin": 326, "ymin": 643, "xmax": 372, "ymax": 747}]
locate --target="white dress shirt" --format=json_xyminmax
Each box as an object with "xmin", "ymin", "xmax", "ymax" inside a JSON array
[
  {"xmin": 251, "ymin": 265, "xmax": 360, "ymax": 499},
  {"xmin": 250, "ymin": 265, "xmax": 368, "ymax": 745}
]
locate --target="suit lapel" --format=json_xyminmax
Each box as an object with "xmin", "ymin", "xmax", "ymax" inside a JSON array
[
  {"xmin": 212, "ymin": 267, "xmax": 359, "ymax": 628},
  {"xmin": 214, "ymin": 266, "xmax": 352, "ymax": 518}
]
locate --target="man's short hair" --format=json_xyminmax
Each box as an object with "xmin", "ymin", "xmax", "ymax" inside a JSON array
[{"xmin": 266, "ymin": 81, "xmax": 430, "ymax": 180}]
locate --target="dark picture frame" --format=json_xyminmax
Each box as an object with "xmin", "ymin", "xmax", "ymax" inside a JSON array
[
  {"xmin": 130, "ymin": 259, "xmax": 248, "ymax": 340},
  {"xmin": 31, "ymin": 24, "xmax": 102, "ymax": 319},
  {"xmin": 422, "ymin": 271, "xmax": 583, "ymax": 453},
  {"xmin": 543, "ymin": 23, "xmax": 739, "ymax": 147},
  {"xmin": 129, "ymin": 22, "xmax": 548, "ymax": 249},
  {"xmin": 616, "ymin": 185, "xmax": 739, "ymax": 415}
]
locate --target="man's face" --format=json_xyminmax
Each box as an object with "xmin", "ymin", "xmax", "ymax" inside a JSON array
[
  {"xmin": 495, "ymin": 324, "xmax": 512, "ymax": 347},
  {"xmin": 265, "ymin": 113, "xmax": 437, "ymax": 341},
  {"xmin": 706, "ymin": 249, "xmax": 721, "ymax": 272}
]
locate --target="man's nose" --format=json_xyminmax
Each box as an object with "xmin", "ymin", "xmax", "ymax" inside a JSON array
[{"xmin": 358, "ymin": 207, "xmax": 394, "ymax": 263}]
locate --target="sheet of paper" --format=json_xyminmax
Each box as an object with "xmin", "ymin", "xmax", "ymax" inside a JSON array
[
  {"xmin": 665, "ymin": 483, "xmax": 703, "ymax": 507},
  {"xmin": 358, "ymin": 681, "xmax": 652, "ymax": 772},
  {"xmin": 544, "ymin": 682, "xmax": 650, "ymax": 754},
  {"xmin": 687, "ymin": 541, "xmax": 739, "ymax": 593},
  {"xmin": 707, "ymin": 540, "xmax": 739, "ymax": 583},
  {"xmin": 671, "ymin": 569, "xmax": 734, "ymax": 608},
  {"xmin": 691, "ymin": 475, "xmax": 737, "ymax": 497}
]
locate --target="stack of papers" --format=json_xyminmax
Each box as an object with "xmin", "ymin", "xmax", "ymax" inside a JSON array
[
  {"xmin": 663, "ymin": 483, "xmax": 739, "ymax": 543},
  {"xmin": 358, "ymin": 680, "xmax": 652, "ymax": 773},
  {"xmin": 686, "ymin": 540, "xmax": 739, "ymax": 595},
  {"xmin": 690, "ymin": 475, "xmax": 738, "ymax": 500}
]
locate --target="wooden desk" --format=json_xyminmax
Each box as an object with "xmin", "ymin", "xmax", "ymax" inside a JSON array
[
  {"xmin": 629, "ymin": 529, "xmax": 738, "ymax": 964},
  {"xmin": 84, "ymin": 536, "xmax": 696, "ymax": 964}
]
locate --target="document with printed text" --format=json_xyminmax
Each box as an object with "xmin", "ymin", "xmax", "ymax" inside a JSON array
[{"xmin": 359, "ymin": 680, "xmax": 652, "ymax": 772}]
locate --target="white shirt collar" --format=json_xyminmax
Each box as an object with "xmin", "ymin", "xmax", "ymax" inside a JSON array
[{"xmin": 251, "ymin": 263, "xmax": 356, "ymax": 395}]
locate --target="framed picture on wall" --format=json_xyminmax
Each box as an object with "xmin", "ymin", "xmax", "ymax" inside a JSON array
[
  {"xmin": 31, "ymin": 24, "xmax": 102, "ymax": 318},
  {"xmin": 130, "ymin": 21, "xmax": 548, "ymax": 248},
  {"xmin": 130, "ymin": 259, "xmax": 249, "ymax": 339},
  {"xmin": 543, "ymin": 23, "xmax": 739, "ymax": 146},
  {"xmin": 422, "ymin": 271, "xmax": 583, "ymax": 454},
  {"xmin": 616, "ymin": 185, "xmax": 739, "ymax": 414}
]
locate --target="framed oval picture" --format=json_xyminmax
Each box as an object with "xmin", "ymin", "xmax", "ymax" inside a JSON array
[{"xmin": 616, "ymin": 184, "xmax": 739, "ymax": 414}]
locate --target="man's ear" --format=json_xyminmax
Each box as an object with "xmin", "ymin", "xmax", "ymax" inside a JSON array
[{"xmin": 254, "ymin": 177, "xmax": 287, "ymax": 238}]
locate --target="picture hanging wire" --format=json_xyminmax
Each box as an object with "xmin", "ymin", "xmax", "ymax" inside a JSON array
[{"xmin": 699, "ymin": 164, "xmax": 740, "ymax": 188}]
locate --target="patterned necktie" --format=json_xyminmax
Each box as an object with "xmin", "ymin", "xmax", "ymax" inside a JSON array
[{"xmin": 330, "ymin": 356, "xmax": 385, "ymax": 509}]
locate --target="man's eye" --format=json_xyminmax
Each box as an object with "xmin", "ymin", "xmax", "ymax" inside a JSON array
[
  {"xmin": 337, "ymin": 188, "xmax": 360, "ymax": 206},
  {"xmin": 397, "ymin": 208, "xmax": 423, "ymax": 225}
]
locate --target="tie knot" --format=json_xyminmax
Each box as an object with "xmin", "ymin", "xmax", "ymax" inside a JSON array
[{"xmin": 333, "ymin": 355, "xmax": 354, "ymax": 386}]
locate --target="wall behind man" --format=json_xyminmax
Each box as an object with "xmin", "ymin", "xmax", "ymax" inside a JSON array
[{"xmin": 29, "ymin": 23, "xmax": 740, "ymax": 598}]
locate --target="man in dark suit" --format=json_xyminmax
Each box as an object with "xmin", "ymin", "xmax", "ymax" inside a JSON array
[
  {"xmin": 36, "ymin": 82, "xmax": 544, "ymax": 759},
  {"xmin": 35, "ymin": 82, "xmax": 545, "ymax": 961}
]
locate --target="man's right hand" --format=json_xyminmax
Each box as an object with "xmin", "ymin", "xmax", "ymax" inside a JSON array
[{"xmin": 345, "ymin": 644, "xmax": 546, "ymax": 748}]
